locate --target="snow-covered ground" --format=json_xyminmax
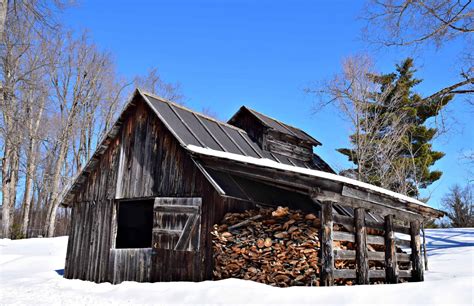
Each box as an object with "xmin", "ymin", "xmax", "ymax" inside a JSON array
[{"xmin": 0, "ymin": 228, "xmax": 472, "ymax": 305}]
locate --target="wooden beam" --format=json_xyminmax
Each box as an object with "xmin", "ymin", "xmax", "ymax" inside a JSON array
[
  {"xmin": 384, "ymin": 215, "xmax": 399, "ymax": 284},
  {"xmin": 333, "ymin": 214, "xmax": 411, "ymax": 235},
  {"xmin": 315, "ymin": 190, "xmax": 422, "ymax": 221},
  {"xmin": 201, "ymin": 155, "xmax": 442, "ymax": 219},
  {"xmin": 343, "ymin": 185, "xmax": 443, "ymax": 219},
  {"xmin": 355, "ymin": 208, "xmax": 369, "ymax": 284},
  {"xmin": 334, "ymin": 249, "xmax": 410, "ymax": 262},
  {"xmin": 319, "ymin": 201, "xmax": 334, "ymax": 286},
  {"xmin": 410, "ymin": 220, "xmax": 424, "ymax": 281}
]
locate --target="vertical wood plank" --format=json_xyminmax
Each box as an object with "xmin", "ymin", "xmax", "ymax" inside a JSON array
[
  {"xmin": 355, "ymin": 208, "xmax": 369, "ymax": 284},
  {"xmin": 410, "ymin": 220, "xmax": 424, "ymax": 281},
  {"xmin": 384, "ymin": 214, "xmax": 399, "ymax": 283},
  {"xmin": 320, "ymin": 201, "xmax": 334, "ymax": 286}
]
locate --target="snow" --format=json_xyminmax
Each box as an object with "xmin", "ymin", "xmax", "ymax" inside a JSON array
[
  {"xmin": 0, "ymin": 228, "xmax": 472, "ymax": 305},
  {"xmin": 186, "ymin": 145, "xmax": 430, "ymax": 208}
]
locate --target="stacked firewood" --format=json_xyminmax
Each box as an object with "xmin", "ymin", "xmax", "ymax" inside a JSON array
[{"xmin": 212, "ymin": 206, "xmax": 353, "ymax": 287}]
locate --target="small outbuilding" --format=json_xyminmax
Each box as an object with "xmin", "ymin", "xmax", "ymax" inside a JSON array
[{"xmin": 62, "ymin": 89, "xmax": 443, "ymax": 285}]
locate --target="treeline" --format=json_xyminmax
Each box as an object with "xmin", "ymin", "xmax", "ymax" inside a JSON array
[{"xmin": 0, "ymin": 1, "xmax": 182, "ymax": 238}]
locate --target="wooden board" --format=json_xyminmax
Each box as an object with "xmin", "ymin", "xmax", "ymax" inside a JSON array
[
  {"xmin": 108, "ymin": 248, "xmax": 152, "ymax": 284},
  {"xmin": 152, "ymin": 197, "xmax": 202, "ymax": 251}
]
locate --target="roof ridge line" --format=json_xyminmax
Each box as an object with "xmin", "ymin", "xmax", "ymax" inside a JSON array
[
  {"xmin": 244, "ymin": 106, "xmax": 306, "ymax": 134},
  {"xmin": 140, "ymin": 90, "xmax": 251, "ymax": 134},
  {"xmin": 242, "ymin": 106, "xmax": 321, "ymax": 145}
]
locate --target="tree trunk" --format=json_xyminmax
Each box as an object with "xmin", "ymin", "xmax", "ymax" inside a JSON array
[
  {"xmin": 43, "ymin": 142, "xmax": 68, "ymax": 237},
  {"xmin": 0, "ymin": 0, "xmax": 7, "ymax": 38},
  {"xmin": 1, "ymin": 143, "xmax": 19, "ymax": 238},
  {"xmin": 43, "ymin": 109, "xmax": 77, "ymax": 237},
  {"xmin": 20, "ymin": 103, "xmax": 43, "ymax": 237}
]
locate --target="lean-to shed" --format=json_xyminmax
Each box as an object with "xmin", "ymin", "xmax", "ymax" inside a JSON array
[{"xmin": 62, "ymin": 89, "xmax": 443, "ymax": 285}]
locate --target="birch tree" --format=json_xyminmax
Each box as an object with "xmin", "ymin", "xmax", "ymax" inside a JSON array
[{"xmin": 42, "ymin": 32, "xmax": 119, "ymax": 237}]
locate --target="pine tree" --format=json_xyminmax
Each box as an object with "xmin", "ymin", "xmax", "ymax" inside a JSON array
[{"xmin": 338, "ymin": 58, "xmax": 451, "ymax": 197}]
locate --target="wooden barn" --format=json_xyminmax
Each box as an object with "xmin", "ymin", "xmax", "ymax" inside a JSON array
[{"xmin": 61, "ymin": 89, "xmax": 444, "ymax": 285}]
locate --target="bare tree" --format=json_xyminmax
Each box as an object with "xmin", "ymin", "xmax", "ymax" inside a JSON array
[
  {"xmin": 309, "ymin": 56, "xmax": 447, "ymax": 197},
  {"xmin": 363, "ymin": 0, "xmax": 474, "ymax": 100},
  {"xmin": 1, "ymin": 1, "xmax": 180, "ymax": 238},
  {"xmin": 42, "ymin": 32, "xmax": 122, "ymax": 237},
  {"xmin": 0, "ymin": 0, "xmax": 7, "ymax": 38},
  {"xmin": 19, "ymin": 65, "xmax": 48, "ymax": 238},
  {"xmin": 135, "ymin": 67, "xmax": 184, "ymax": 103},
  {"xmin": 0, "ymin": 1, "xmax": 36, "ymax": 238},
  {"xmin": 441, "ymin": 184, "xmax": 474, "ymax": 227},
  {"xmin": 309, "ymin": 56, "xmax": 409, "ymax": 189}
]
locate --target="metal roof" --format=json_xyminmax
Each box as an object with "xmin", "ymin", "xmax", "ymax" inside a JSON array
[
  {"xmin": 60, "ymin": 89, "xmax": 444, "ymax": 220},
  {"xmin": 195, "ymin": 163, "xmax": 381, "ymax": 222},
  {"xmin": 228, "ymin": 106, "xmax": 322, "ymax": 146},
  {"xmin": 60, "ymin": 89, "xmax": 334, "ymax": 206},
  {"xmin": 142, "ymin": 92, "xmax": 331, "ymax": 171}
]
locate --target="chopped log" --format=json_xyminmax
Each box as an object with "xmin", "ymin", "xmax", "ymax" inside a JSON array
[
  {"xmin": 228, "ymin": 215, "xmax": 262, "ymax": 231},
  {"xmin": 384, "ymin": 215, "xmax": 399, "ymax": 283},
  {"xmin": 212, "ymin": 206, "xmax": 411, "ymax": 287},
  {"xmin": 212, "ymin": 207, "xmax": 321, "ymax": 287},
  {"xmin": 355, "ymin": 208, "xmax": 369, "ymax": 284},
  {"xmin": 320, "ymin": 201, "xmax": 334, "ymax": 286},
  {"xmin": 410, "ymin": 220, "xmax": 424, "ymax": 281}
]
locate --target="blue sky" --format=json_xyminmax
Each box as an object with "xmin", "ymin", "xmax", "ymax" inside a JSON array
[{"xmin": 62, "ymin": 0, "xmax": 473, "ymax": 209}]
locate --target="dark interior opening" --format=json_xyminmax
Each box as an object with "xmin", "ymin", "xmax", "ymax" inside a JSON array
[{"xmin": 116, "ymin": 199, "xmax": 154, "ymax": 248}]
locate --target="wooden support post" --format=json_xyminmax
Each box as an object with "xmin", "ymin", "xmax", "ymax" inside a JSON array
[
  {"xmin": 384, "ymin": 215, "xmax": 398, "ymax": 283},
  {"xmin": 320, "ymin": 201, "xmax": 334, "ymax": 286},
  {"xmin": 422, "ymin": 222, "xmax": 428, "ymax": 271},
  {"xmin": 410, "ymin": 220, "xmax": 424, "ymax": 281},
  {"xmin": 355, "ymin": 208, "xmax": 369, "ymax": 284}
]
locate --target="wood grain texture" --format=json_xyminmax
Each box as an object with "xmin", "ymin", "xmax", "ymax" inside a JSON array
[
  {"xmin": 410, "ymin": 220, "xmax": 424, "ymax": 282},
  {"xmin": 319, "ymin": 201, "xmax": 334, "ymax": 286},
  {"xmin": 384, "ymin": 215, "xmax": 399, "ymax": 284},
  {"xmin": 64, "ymin": 97, "xmax": 255, "ymax": 283},
  {"xmin": 355, "ymin": 208, "xmax": 369, "ymax": 285},
  {"xmin": 109, "ymin": 248, "xmax": 152, "ymax": 284}
]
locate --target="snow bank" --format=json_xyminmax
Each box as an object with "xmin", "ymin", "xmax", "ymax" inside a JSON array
[{"xmin": 0, "ymin": 228, "xmax": 472, "ymax": 305}]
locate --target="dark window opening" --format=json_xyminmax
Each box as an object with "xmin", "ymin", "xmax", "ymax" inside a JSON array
[{"xmin": 116, "ymin": 199, "xmax": 153, "ymax": 248}]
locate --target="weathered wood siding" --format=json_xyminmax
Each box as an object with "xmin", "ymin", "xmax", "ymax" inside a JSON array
[
  {"xmin": 65, "ymin": 96, "xmax": 254, "ymax": 283},
  {"xmin": 109, "ymin": 248, "xmax": 153, "ymax": 284},
  {"xmin": 64, "ymin": 126, "xmax": 121, "ymax": 282}
]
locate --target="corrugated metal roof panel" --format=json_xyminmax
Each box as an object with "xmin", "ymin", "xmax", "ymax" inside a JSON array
[
  {"xmin": 199, "ymin": 117, "xmax": 243, "ymax": 154},
  {"xmin": 220, "ymin": 126, "xmax": 261, "ymax": 158},
  {"xmin": 242, "ymin": 107, "xmax": 321, "ymax": 145},
  {"xmin": 172, "ymin": 105, "xmax": 222, "ymax": 150},
  {"xmin": 203, "ymin": 167, "xmax": 318, "ymax": 212},
  {"xmin": 205, "ymin": 168, "xmax": 251, "ymax": 201},
  {"xmin": 147, "ymin": 97, "xmax": 202, "ymax": 146},
  {"xmin": 143, "ymin": 92, "xmax": 332, "ymax": 172}
]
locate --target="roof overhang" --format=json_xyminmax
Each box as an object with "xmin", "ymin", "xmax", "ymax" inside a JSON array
[{"xmin": 187, "ymin": 145, "xmax": 445, "ymax": 220}]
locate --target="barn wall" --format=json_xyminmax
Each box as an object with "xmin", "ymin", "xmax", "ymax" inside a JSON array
[{"xmin": 64, "ymin": 96, "xmax": 254, "ymax": 283}]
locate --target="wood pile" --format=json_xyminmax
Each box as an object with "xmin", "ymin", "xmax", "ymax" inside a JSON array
[{"xmin": 212, "ymin": 206, "xmax": 355, "ymax": 287}]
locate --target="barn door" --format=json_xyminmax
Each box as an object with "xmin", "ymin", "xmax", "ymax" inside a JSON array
[{"xmin": 152, "ymin": 197, "xmax": 202, "ymax": 251}]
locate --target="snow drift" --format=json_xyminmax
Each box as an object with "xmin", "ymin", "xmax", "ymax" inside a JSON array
[{"xmin": 0, "ymin": 228, "xmax": 472, "ymax": 305}]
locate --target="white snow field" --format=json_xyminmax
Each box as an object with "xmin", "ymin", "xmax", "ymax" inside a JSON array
[{"xmin": 0, "ymin": 228, "xmax": 472, "ymax": 305}]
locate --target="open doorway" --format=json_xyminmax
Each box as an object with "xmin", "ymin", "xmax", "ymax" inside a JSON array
[{"xmin": 115, "ymin": 199, "xmax": 154, "ymax": 248}]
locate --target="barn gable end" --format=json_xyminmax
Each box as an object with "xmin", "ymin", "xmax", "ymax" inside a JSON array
[{"xmin": 64, "ymin": 93, "xmax": 255, "ymax": 283}]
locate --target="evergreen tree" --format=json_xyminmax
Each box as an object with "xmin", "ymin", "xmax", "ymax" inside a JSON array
[{"xmin": 338, "ymin": 58, "xmax": 451, "ymax": 197}]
